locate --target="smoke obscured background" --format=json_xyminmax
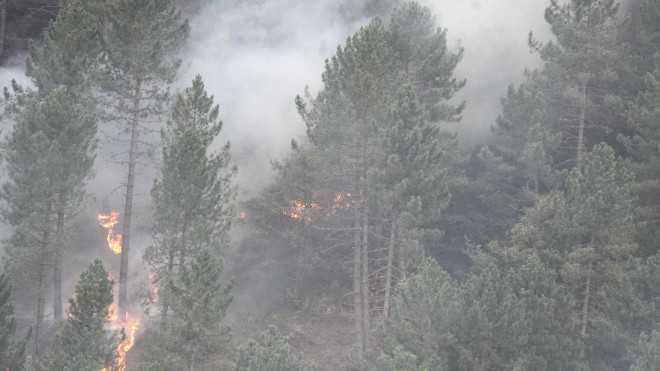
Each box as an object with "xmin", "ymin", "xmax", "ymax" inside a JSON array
[{"xmin": 176, "ymin": 0, "xmax": 551, "ymax": 196}]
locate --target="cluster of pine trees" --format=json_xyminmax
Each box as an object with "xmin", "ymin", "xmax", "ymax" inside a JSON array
[
  {"xmin": 249, "ymin": 0, "xmax": 660, "ymax": 369},
  {"xmin": 0, "ymin": 0, "xmax": 659, "ymax": 370}
]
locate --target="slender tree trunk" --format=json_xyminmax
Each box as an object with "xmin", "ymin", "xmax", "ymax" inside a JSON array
[
  {"xmin": 534, "ymin": 168, "xmax": 539, "ymax": 194},
  {"xmin": 53, "ymin": 190, "xmax": 66, "ymax": 320},
  {"xmin": 579, "ymin": 262, "xmax": 592, "ymax": 359},
  {"xmin": 35, "ymin": 259, "xmax": 46, "ymax": 356},
  {"xmin": 360, "ymin": 203, "xmax": 370, "ymax": 350},
  {"xmin": 0, "ymin": 0, "xmax": 5, "ymax": 61},
  {"xmin": 399, "ymin": 240, "xmax": 407, "ymax": 282},
  {"xmin": 161, "ymin": 248, "xmax": 175, "ymax": 328},
  {"xmin": 178, "ymin": 235, "xmax": 187, "ymax": 274},
  {"xmin": 35, "ymin": 265, "xmax": 46, "ymax": 355},
  {"xmin": 382, "ymin": 217, "xmax": 396, "ymax": 319},
  {"xmin": 579, "ymin": 234, "xmax": 595, "ymax": 359},
  {"xmin": 576, "ymin": 76, "xmax": 587, "ymax": 174},
  {"xmin": 35, "ymin": 210, "xmax": 52, "ymax": 356},
  {"xmin": 189, "ymin": 340, "xmax": 196, "ymax": 371},
  {"xmin": 353, "ymin": 204, "xmax": 363, "ymax": 352},
  {"xmin": 119, "ymin": 77, "xmax": 142, "ymax": 321}
]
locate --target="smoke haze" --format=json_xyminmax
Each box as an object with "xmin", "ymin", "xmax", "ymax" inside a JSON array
[{"xmin": 178, "ymin": 0, "xmax": 552, "ymax": 198}]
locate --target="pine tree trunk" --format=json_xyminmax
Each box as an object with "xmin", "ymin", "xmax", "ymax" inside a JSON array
[
  {"xmin": 161, "ymin": 248, "xmax": 175, "ymax": 328},
  {"xmin": 53, "ymin": 190, "xmax": 66, "ymax": 320},
  {"xmin": 382, "ymin": 217, "xmax": 396, "ymax": 319},
  {"xmin": 399, "ymin": 241, "xmax": 407, "ymax": 282},
  {"xmin": 579, "ymin": 234, "xmax": 595, "ymax": 359},
  {"xmin": 35, "ymin": 263, "xmax": 45, "ymax": 356},
  {"xmin": 35, "ymin": 215, "xmax": 52, "ymax": 356},
  {"xmin": 119, "ymin": 77, "xmax": 142, "ymax": 321},
  {"xmin": 534, "ymin": 168, "xmax": 539, "ymax": 194},
  {"xmin": 0, "ymin": 0, "xmax": 5, "ymax": 60},
  {"xmin": 353, "ymin": 204, "xmax": 363, "ymax": 352},
  {"xmin": 189, "ymin": 338, "xmax": 196, "ymax": 371},
  {"xmin": 576, "ymin": 75, "xmax": 587, "ymax": 173},
  {"xmin": 579, "ymin": 261, "xmax": 592, "ymax": 359},
  {"xmin": 360, "ymin": 204, "xmax": 370, "ymax": 350}
]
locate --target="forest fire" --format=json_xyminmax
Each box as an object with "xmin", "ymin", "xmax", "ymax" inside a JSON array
[
  {"xmin": 99, "ymin": 214, "xmax": 139, "ymax": 371},
  {"xmin": 145, "ymin": 273, "xmax": 159, "ymax": 304},
  {"xmin": 283, "ymin": 200, "xmax": 320, "ymax": 221},
  {"xmin": 98, "ymin": 212, "xmax": 122, "ymax": 254},
  {"xmin": 283, "ymin": 191, "xmax": 362, "ymax": 222},
  {"xmin": 102, "ymin": 311, "xmax": 140, "ymax": 371}
]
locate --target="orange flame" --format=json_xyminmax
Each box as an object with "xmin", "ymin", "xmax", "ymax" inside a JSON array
[
  {"xmin": 145, "ymin": 274, "xmax": 158, "ymax": 304},
  {"xmin": 102, "ymin": 313, "xmax": 140, "ymax": 371},
  {"xmin": 283, "ymin": 200, "xmax": 320, "ymax": 221},
  {"xmin": 283, "ymin": 191, "xmax": 362, "ymax": 222},
  {"xmin": 98, "ymin": 212, "xmax": 122, "ymax": 254}
]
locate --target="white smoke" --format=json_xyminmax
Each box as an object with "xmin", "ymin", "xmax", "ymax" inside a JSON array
[{"xmin": 177, "ymin": 0, "xmax": 552, "ymax": 199}]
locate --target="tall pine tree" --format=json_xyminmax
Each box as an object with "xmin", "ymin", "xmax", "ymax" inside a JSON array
[
  {"xmin": 102, "ymin": 0, "xmax": 189, "ymax": 320},
  {"xmin": 291, "ymin": 2, "xmax": 464, "ymax": 351},
  {"xmin": 145, "ymin": 75, "xmax": 236, "ymax": 326},
  {"xmin": 1, "ymin": 89, "xmax": 97, "ymax": 354}
]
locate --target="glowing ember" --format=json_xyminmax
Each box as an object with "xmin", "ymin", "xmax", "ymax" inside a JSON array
[
  {"xmin": 283, "ymin": 191, "xmax": 362, "ymax": 222},
  {"xmin": 98, "ymin": 212, "xmax": 122, "ymax": 254},
  {"xmin": 330, "ymin": 191, "xmax": 359, "ymax": 214},
  {"xmin": 283, "ymin": 200, "xmax": 320, "ymax": 221}
]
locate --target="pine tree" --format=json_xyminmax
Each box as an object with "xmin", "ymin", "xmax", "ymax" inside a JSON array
[
  {"xmin": 528, "ymin": 0, "xmax": 627, "ymax": 171},
  {"xmin": 621, "ymin": 54, "xmax": 660, "ymax": 257},
  {"xmin": 291, "ymin": 2, "xmax": 464, "ymax": 351},
  {"xmin": 17, "ymin": 0, "xmax": 102, "ymax": 321},
  {"xmin": 295, "ymin": 16, "xmax": 396, "ymax": 352},
  {"xmin": 25, "ymin": 0, "xmax": 102, "ymax": 98},
  {"xmin": 511, "ymin": 143, "xmax": 636, "ymax": 366},
  {"xmin": 378, "ymin": 84, "xmax": 451, "ymax": 318},
  {"xmin": 234, "ymin": 325, "xmax": 317, "ymax": 371},
  {"xmin": 0, "ymin": 273, "xmax": 29, "ymax": 371},
  {"xmin": 454, "ymin": 257, "xmax": 578, "ymax": 370},
  {"xmin": 143, "ymin": 249, "xmax": 232, "ymax": 370},
  {"xmin": 40, "ymin": 259, "xmax": 122, "ymax": 371},
  {"xmin": 565, "ymin": 143, "xmax": 636, "ymax": 360},
  {"xmin": 386, "ymin": 1, "xmax": 465, "ymax": 123},
  {"xmin": 145, "ymin": 75, "xmax": 236, "ymax": 326},
  {"xmin": 380, "ymin": 258, "xmax": 460, "ymax": 370},
  {"xmin": 630, "ymin": 325, "xmax": 660, "ymax": 371},
  {"xmin": 1, "ymin": 89, "xmax": 97, "ymax": 354},
  {"xmin": 102, "ymin": 0, "xmax": 189, "ymax": 320},
  {"xmin": 492, "ymin": 70, "xmax": 563, "ymax": 196}
]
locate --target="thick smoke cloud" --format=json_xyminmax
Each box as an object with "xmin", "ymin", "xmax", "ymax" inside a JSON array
[
  {"xmin": 180, "ymin": 0, "xmax": 552, "ymax": 197},
  {"xmin": 429, "ymin": 0, "xmax": 552, "ymax": 141}
]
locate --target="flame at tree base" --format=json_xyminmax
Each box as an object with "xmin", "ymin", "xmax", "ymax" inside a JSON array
[
  {"xmin": 101, "ymin": 313, "xmax": 140, "ymax": 371},
  {"xmin": 101, "ymin": 311, "xmax": 140, "ymax": 371},
  {"xmin": 102, "ymin": 275, "xmax": 141, "ymax": 371}
]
